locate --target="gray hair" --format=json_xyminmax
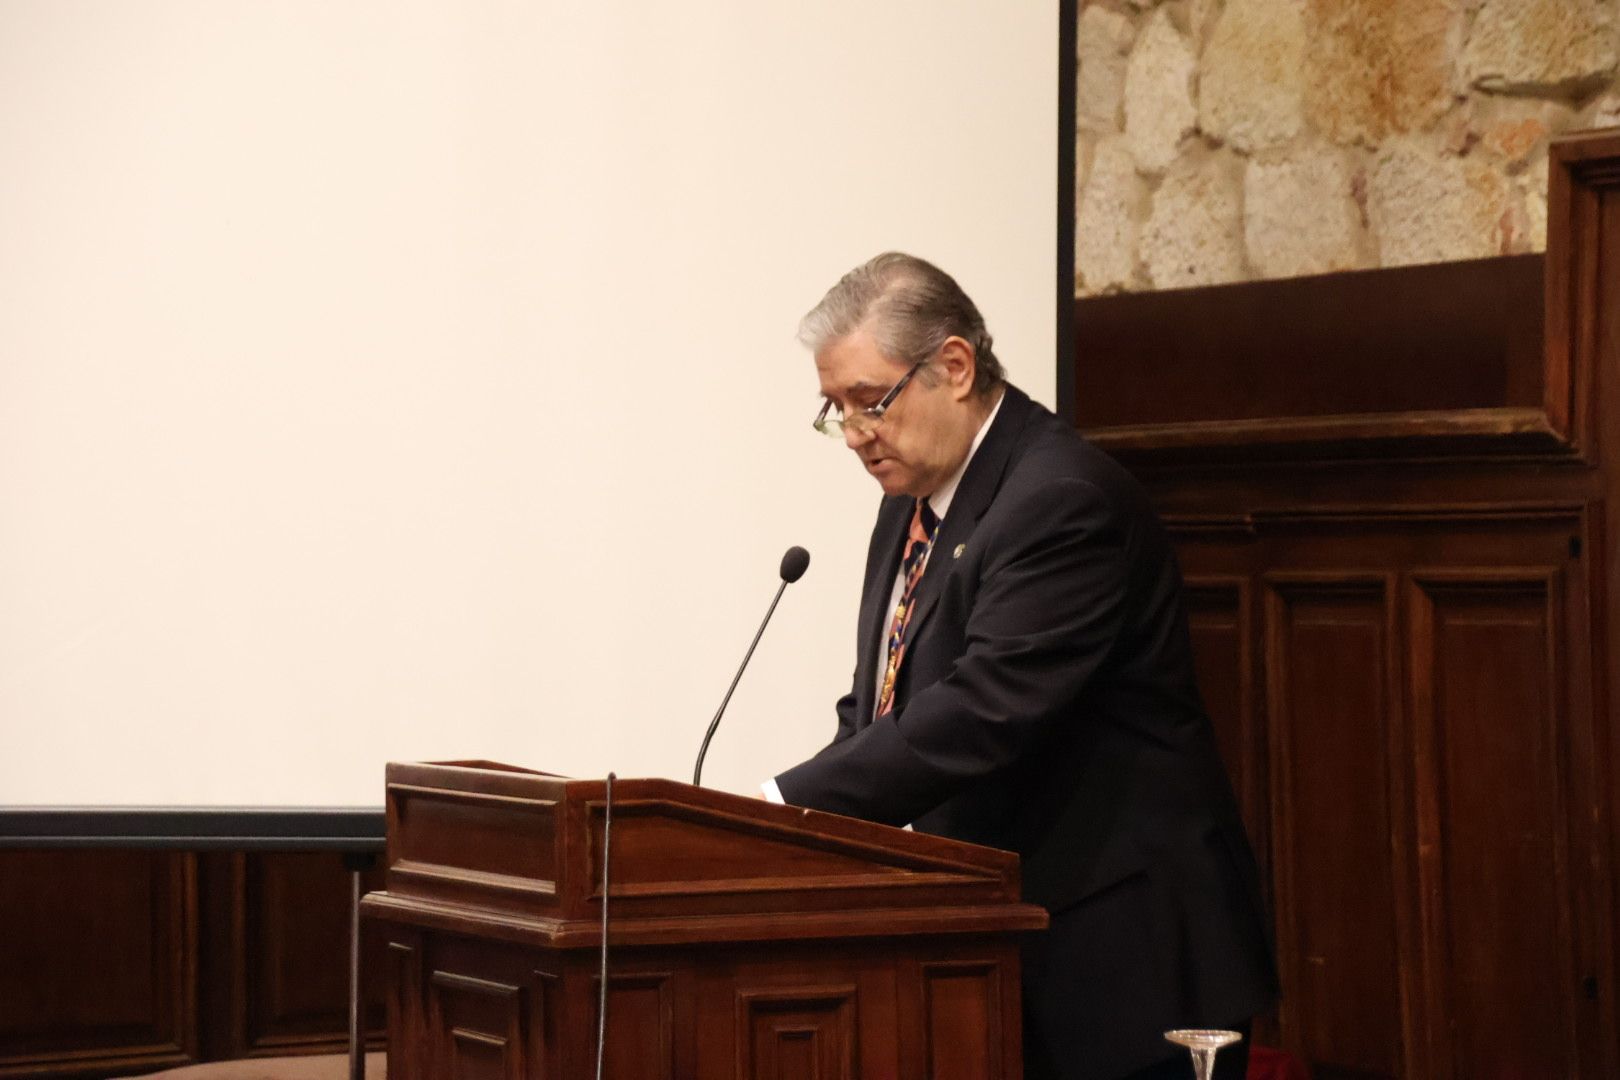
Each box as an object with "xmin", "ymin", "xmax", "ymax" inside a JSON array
[{"xmin": 798, "ymin": 252, "xmax": 1005, "ymax": 395}]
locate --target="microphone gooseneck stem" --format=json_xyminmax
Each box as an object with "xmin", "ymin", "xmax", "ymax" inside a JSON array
[{"xmin": 693, "ymin": 579, "xmax": 789, "ymax": 787}]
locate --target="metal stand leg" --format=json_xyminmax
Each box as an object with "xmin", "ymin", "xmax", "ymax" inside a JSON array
[
  {"xmin": 349, "ymin": 867, "xmax": 362, "ymax": 1080},
  {"xmin": 342, "ymin": 851, "xmax": 376, "ymax": 1080}
]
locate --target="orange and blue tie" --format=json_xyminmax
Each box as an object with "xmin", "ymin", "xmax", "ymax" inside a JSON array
[{"xmin": 876, "ymin": 498, "xmax": 940, "ymax": 717}]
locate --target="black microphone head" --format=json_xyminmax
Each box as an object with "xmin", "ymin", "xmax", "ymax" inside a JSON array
[{"xmin": 779, "ymin": 546, "xmax": 810, "ymax": 583}]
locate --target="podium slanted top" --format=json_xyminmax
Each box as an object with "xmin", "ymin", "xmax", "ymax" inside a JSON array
[{"xmin": 365, "ymin": 759, "xmax": 1047, "ymax": 948}]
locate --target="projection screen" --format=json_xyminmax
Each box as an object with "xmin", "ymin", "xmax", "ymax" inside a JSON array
[{"xmin": 0, "ymin": 0, "xmax": 1060, "ymax": 809}]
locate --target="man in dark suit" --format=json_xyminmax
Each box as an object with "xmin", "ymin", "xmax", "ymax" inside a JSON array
[{"xmin": 771, "ymin": 253, "xmax": 1278, "ymax": 1080}]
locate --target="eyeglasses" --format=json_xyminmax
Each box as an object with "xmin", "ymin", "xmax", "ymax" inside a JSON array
[{"xmin": 812, "ymin": 362, "xmax": 925, "ymax": 439}]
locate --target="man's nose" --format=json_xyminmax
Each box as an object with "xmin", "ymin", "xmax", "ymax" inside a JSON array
[{"xmin": 843, "ymin": 424, "xmax": 875, "ymax": 450}]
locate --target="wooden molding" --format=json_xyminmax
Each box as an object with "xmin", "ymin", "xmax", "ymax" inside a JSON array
[
  {"xmin": 1072, "ymin": 131, "xmax": 1620, "ymax": 464},
  {"xmin": 1087, "ymin": 406, "xmax": 1573, "ymax": 462},
  {"xmin": 1545, "ymin": 128, "xmax": 1620, "ymax": 462}
]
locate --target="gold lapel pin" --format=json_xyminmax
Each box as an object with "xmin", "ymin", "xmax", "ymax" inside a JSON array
[{"xmin": 953, "ymin": 543, "xmax": 966, "ymax": 559}]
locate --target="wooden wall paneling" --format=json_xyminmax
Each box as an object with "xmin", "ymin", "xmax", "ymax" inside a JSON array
[
  {"xmin": 1077, "ymin": 129, "xmax": 1620, "ymax": 1079},
  {"xmin": 1554, "ymin": 132, "xmax": 1620, "ymax": 1080},
  {"xmin": 1142, "ymin": 507, "xmax": 1620, "ymax": 1080},
  {"xmin": 195, "ymin": 852, "xmax": 244, "ymax": 1061},
  {"xmin": 1543, "ymin": 133, "xmax": 1619, "ymax": 455},
  {"xmin": 238, "ymin": 852, "xmax": 387, "ymax": 1056},
  {"xmin": 1169, "ymin": 524, "xmax": 1282, "ymax": 1049},
  {"xmin": 1587, "ymin": 496, "xmax": 1620, "ymax": 1080},
  {"xmin": 1184, "ymin": 575, "xmax": 1265, "ymax": 864},
  {"xmin": 1074, "ymin": 255, "xmax": 1566, "ymax": 461},
  {"xmin": 1407, "ymin": 566, "xmax": 1604, "ymax": 1078},
  {"xmin": 0, "ymin": 851, "xmax": 198, "ymax": 1078},
  {"xmin": 1573, "ymin": 502, "xmax": 1618, "ymax": 1080},
  {"xmin": 200, "ymin": 850, "xmax": 389, "ymax": 1060},
  {"xmin": 1, "ymin": 848, "xmax": 391, "ymax": 1077},
  {"xmin": 1263, "ymin": 573, "xmax": 1410, "ymax": 1080}
]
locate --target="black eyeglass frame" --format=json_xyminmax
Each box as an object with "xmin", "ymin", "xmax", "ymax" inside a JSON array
[{"xmin": 812, "ymin": 361, "xmax": 926, "ymax": 438}]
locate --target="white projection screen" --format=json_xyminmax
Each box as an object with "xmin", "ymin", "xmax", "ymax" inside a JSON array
[{"xmin": 1, "ymin": 1, "xmax": 1060, "ymax": 809}]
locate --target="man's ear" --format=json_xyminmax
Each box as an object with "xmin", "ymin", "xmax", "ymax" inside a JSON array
[{"xmin": 937, "ymin": 336, "xmax": 977, "ymax": 401}]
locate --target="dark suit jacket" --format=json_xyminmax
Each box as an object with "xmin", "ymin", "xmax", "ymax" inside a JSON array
[{"xmin": 775, "ymin": 384, "xmax": 1278, "ymax": 1080}]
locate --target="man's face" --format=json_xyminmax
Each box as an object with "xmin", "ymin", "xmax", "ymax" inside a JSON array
[{"xmin": 814, "ymin": 330, "xmax": 974, "ymax": 498}]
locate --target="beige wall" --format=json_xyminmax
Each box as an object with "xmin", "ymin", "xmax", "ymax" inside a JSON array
[
  {"xmin": 1074, "ymin": 0, "xmax": 1620, "ymax": 295},
  {"xmin": 0, "ymin": 1, "xmax": 1059, "ymax": 806}
]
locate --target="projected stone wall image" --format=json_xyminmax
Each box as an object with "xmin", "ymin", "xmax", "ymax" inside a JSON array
[{"xmin": 1073, "ymin": 0, "xmax": 1620, "ymax": 294}]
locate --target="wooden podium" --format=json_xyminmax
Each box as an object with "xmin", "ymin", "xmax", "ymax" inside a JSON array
[{"xmin": 360, "ymin": 761, "xmax": 1048, "ymax": 1079}]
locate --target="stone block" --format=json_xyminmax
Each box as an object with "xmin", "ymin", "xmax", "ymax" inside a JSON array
[
  {"xmin": 1200, "ymin": 0, "xmax": 1308, "ymax": 152},
  {"xmin": 1142, "ymin": 149, "xmax": 1247, "ymax": 288},
  {"xmin": 1077, "ymin": 138, "xmax": 1149, "ymax": 294},
  {"xmin": 1482, "ymin": 117, "xmax": 1549, "ymax": 165},
  {"xmin": 1125, "ymin": 10, "xmax": 1199, "ymax": 174},
  {"xmin": 1076, "ymin": 132, "xmax": 1097, "ymax": 195},
  {"xmin": 1190, "ymin": 0, "xmax": 1224, "ymax": 50},
  {"xmin": 1077, "ymin": 4, "xmax": 1138, "ymax": 133},
  {"xmin": 1244, "ymin": 147, "xmax": 1365, "ymax": 277},
  {"xmin": 1305, "ymin": 0, "xmax": 1460, "ymax": 146},
  {"xmin": 1464, "ymin": 0, "xmax": 1619, "ymax": 96},
  {"xmin": 1437, "ymin": 100, "xmax": 1479, "ymax": 155},
  {"xmin": 1467, "ymin": 97, "xmax": 1574, "ymax": 167},
  {"xmin": 1587, "ymin": 91, "xmax": 1620, "ymax": 129},
  {"xmin": 1369, "ymin": 140, "xmax": 1515, "ymax": 266}
]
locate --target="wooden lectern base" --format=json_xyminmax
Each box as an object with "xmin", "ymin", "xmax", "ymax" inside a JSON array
[{"xmin": 361, "ymin": 762, "xmax": 1047, "ymax": 1079}]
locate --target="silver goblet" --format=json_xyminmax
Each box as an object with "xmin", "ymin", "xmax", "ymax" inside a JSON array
[{"xmin": 1163, "ymin": 1028, "xmax": 1243, "ymax": 1080}]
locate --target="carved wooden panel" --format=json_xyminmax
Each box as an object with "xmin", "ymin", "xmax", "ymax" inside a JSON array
[
  {"xmin": 1408, "ymin": 573, "xmax": 1585, "ymax": 1078},
  {"xmin": 1264, "ymin": 576, "xmax": 1407, "ymax": 1080},
  {"xmin": 387, "ymin": 778, "xmax": 560, "ymax": 918},
  {"xmin": 385, "ymin": 941, "xmax": 422, "ymax": 1080},
  {"xmin": 736, "ymin": 984, "xmax": 856, "ymax": 1080},
  {"xmin": 427, "ymin": 971, "xmax": 527, "ymax": 1080},
  {"xmin": 1185, "ymin": 577, "xmax": 1262, "ymax": 849},
  {"xmin": 694, "ymin": 948, "xmax": 904, "ymax": 1079},
  {"xmin": 0, "ymin": 850, "xmax": 196, "ymax": 1078},
  {"xmin": 592, "ymin": 973, "xmax": 673, "ymax": 1080},
  {"xmin": 922, "ymin": 961, "xmax": 1003, "ymax": 1080},
  {"xmin": 527, "ymin": 972, "xmax": 559, "ymax": 1080}
]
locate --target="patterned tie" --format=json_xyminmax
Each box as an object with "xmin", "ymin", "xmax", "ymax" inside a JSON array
[{"xmin": 876, "ymin": 497, "xmax": 940, "ymax": 717}]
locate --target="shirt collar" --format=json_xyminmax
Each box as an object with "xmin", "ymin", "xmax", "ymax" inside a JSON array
[{"xmin": 925, "ymin": 387, "xmax": 1005, "ymax": 521}]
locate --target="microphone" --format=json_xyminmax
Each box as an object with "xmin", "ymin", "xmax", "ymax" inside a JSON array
[{"xmin": 692, "ymin": 546, "xmax": 810, "ymax": 786}]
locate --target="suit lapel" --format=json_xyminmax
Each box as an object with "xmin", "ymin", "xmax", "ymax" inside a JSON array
[
  {"xmin": 899, "ymin": 386, "xmax": 1033, "ymax": 652},
  {"xmin": 853, "ymin": 495, "xmax": 911, "ymax": 727}
]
